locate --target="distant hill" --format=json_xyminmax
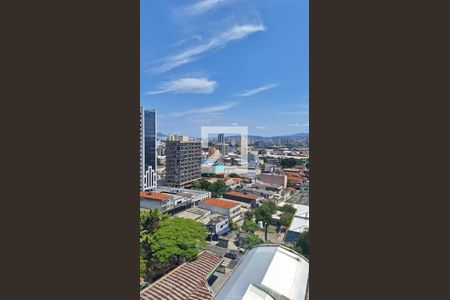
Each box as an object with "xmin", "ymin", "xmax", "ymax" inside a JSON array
[{"xmin": 157, "ymin": 132, "xmax": 308, "ymax": 140}]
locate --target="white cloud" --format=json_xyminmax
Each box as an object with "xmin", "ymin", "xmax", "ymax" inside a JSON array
[
  {"xmin": 288, "ymin": 121, "xmax": 309, "ymax": 129},
  {"xmin": 231, "ymin": 122, "xmax": 239, "ymax": 126},
  {"xmin": 171, "ymin": 102, "xmax": 238, "ymax": 117},
  {"xmin": 151, "ymin": 23, "xmax": 266, "ymax": 73},
  {"xmin": 255, "ymin": 126, "xmax": 266, "ymax": 129},
  {"xmin": 236, "ymin": 83, "xmax": 278, "ymax": 97},
  {"xmin": 183, "ymin": 0, "xmax": 233, "ymax": 16},
  {"xmin": 146, "ymin": 77, "xmax": 217, "ymax": 95}
]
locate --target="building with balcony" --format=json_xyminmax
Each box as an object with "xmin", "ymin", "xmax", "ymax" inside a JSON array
[{"xmin": 166, "ymin": 138, "xmax": 201, "ymax": 187}]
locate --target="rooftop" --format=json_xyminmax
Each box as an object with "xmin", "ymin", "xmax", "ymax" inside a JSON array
[
  {"xmin": 215, "ymin": 245, "xmax": 309, "ymax": 300},
  {"xmin": 224, "ymin": 191, "xmax": 258, "ymax": 200},
  {"xmin": 288, "ymin": 205, "xmax": 310, "ymax": 234},
  {"xmin": 140, "ymin": 191, "xmax": 171, "ymax": 201},
  {"xmin": 140, "ymin": 251, "xmax": 223, "ymax": 300},
  {"xmin": 201, "ymin": 198, "xmax": 241, "ymax": 210},
  {"xmin": 175, "ymin": 207, "xmax": 210, "ymax": 220}
]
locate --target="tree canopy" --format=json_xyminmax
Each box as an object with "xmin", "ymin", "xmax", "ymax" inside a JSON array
[
  {"xmin": 150, "ymin": 218, "xmax": 207, "ymax": 264},
  {"xmin": 140, "ymin": 209, "xmax": 168, "ymax": 280},
  {"xmin": 192, "ymin": 179, "xmax": 227, "ymax": 197},
  {"xmin": 294, "ymin": 229, "xmax": 310, "ymax": 256},
  {"xmin": 255, "ymin": 201, "xmax": 277, "ymax": 225},
  {"xmin": 280, "ymin": 212, "xmax": 294, "ymax": 227},
  {"xmin": 279, "ymin": 204, "xmax": 296, "ymax": 214},
  {"xmin": 255, "ymin": 205, "xmax": 272, "ymax": 225},
  {"xmin": 242, "ymin": 218, "xmax": 258, "ymax": 233},
  {"xmin": 279, "ymin": 157, "xmax": 305, "ymax": 168},
  {"xmin": 228, "ymin": 173, "xmax": 241, "ymax": 178},
  {"xmin": 140, "ymin": 209, "xmax": 168, "ymax": 254},
  {"xmin": 245, "ymin": 234, "xmax": 264, "ymax": 248}
]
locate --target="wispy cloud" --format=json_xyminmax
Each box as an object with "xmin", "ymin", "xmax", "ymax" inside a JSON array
[
  {"xmin": 289, "ymin": 121, "xmax": 309, "ymax": 129},
  {"xmin": 274, "ymin": 110, "xmax": 309, "ymax": 116},
  {"xmin": 183, "ymin": 0, "xmax": 234, "ymax": 16},
  {"xmin": 146, "ymin": 77, "xmax": 217, "ymax": 95},
  {"xmin": 255, "ymin": 126, "xmax": 267, "ymax": 129},
  {"xmin": 235, "ymin": 83, "xmax": 278, "ymax": 97},
  {"xmin": 170, "ymin": 102, "xmax": 238, "ymax": 117},
  {"xmin": 150, "ymin": 23, "xmax": 266, "ymax": 73}
]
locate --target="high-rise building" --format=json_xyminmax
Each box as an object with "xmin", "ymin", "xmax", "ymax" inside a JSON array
[
  {"xmin": 218, "ymin": 133, "xmax": 224, "ymax": 143},
  {"xmin": 140, "ymin": 107, "xmax": 157, "ymax": 191},
  {"xmin": 166, "ymin": 137, "xmax": 201, "ymax": 187}
]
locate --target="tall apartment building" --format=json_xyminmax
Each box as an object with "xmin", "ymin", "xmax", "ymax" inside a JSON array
[
  {"xmin": 218, "ymin": 133, "xmax": 224, "ymax": 143},
  {"xmin": 165, "ymin": 137, "xmax": 201, "ymax": 187},
  {"xmin": 140, "ymin": 107, "xmax": 157, "ymax": 191}
]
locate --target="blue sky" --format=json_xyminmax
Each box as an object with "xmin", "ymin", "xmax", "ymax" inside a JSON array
[{"xmin": 141, "ymin": 0, "xmax": 309, "ymax": 137}]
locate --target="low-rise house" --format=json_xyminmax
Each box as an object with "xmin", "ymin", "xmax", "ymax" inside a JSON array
[
  {"xmin": 175, "ymin": 208, "xmax": 231, "ymax": 239},
  {"xmin": 284, "ymin": 204, "xmax": 310, "ymax": 243},
  {"xmin": 139, "ymin": 191, "xmax": 176, "ymax": 212},
  {"xmin": 140, "ymin": 251, "xmax": 223, "ymax": 300},
  {"xmin": 223, "ymin": 191, "xmax": 261, "ymax": 208},
  {"xmin": 220, "ymin": 177, "xmax": 242, "ymax": 189},
  {"xmin": 157, "ymin": 186, "xmax": 211, "ymax": 205},
  {"xmin": 241, "ymin": 187, "xmax": 276, "ymax": 200},
  {"xmin": 260, "ymin": 173, "xmax": 288, "ymax": 188},
  {"xmin": 199, "ymin": 214, "xmax": 230, "ymax": 239},
  {"xmin": 198, "ymin": 198, "xmax": 242, "ymax": 222}
]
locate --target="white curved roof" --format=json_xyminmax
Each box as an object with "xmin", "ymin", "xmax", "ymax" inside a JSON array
[{"xmin": 214, "ymin": 245, "xmax": 309, "ymax": 300}]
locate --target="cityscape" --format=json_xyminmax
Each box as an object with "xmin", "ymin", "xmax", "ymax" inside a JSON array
[{"xmin": 140, "ymin": 1, "xmax": 309, "ymax": 299}]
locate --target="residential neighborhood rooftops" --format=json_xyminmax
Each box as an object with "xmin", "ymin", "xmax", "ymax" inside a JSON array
[
  {"xmin": 140, "ymin": 251, "xmax": 223, "ymax": 300},
  {"xmin": 201, "ymin": 198, "xmax": 241, "ymax": 210},
  {"xmin": 140, "ymin": 191, "xmax": 171, "ymax": 200}
]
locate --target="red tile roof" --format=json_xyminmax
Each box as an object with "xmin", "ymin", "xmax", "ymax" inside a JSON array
[
  {"xmin": 287, "ymin": 177, "xmax": 303, "ymax": 182},
  {"xmin": 140, "ymin": 191, "xmax": 171, "ymax": 200},
  {"xmin": 140, "ymin": 251, "xmax": 223, "ymax": 300},
  {"xmin": 201, "ymin": 198, "xmax": 240, "ymax": 210},
  {"xmin": 224, "ymin": 191, "xmax": 258, "ymax": 200}
]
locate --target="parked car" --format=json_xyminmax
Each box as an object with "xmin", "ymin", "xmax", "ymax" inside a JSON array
[{"xmin": 224, "ymin": 252, "xmax": 237, "ymax": 259}]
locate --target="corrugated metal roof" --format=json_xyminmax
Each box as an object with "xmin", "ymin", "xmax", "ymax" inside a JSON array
[{"xmin": 215, "ymin": 245, "xmax": 309, "ymax": 300}]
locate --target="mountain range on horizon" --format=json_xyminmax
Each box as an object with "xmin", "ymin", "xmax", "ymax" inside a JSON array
[{"xmin": 157, "ymin": 132, "xmax": 309, "ymax": 139}]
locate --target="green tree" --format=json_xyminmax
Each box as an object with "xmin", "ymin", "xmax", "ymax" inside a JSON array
[
  {"xmin": 140, "ymin": 209, "xmax": 168, "ymax": 255},
  {"xmin": 208, "ymin": 180, "xmax": 227, "ymax": 197},
  {"xmin": 279, "ymin": 204, "xmax": 296, "ymax": 214},
  {"xmin": 140, "ymin": 256, "xmax": 148, "ymax": 278},
  {"xmin": 242, "ymin": 218, "xmax": 258, "ymax": 233},
  {"xmin": 150, "ymin": 218, "xmax": 207, "ymax": 264},
  {"xmin": 228, "ymin": 173, "xmax": 240, "ymax": 178},
  {"xmin": 295, "ymin": 229, "xmax": 310, "ymax": 256},
  {"xmin": 255, "ymin": 205, "xmax": 273, "ymax": 225},
  {"xmin": 261, "ymin": 200, "xmax": 277, "ymax": 214},
  {"xmin": 245, "ymin": 211, "xmax": 255, "ymax": 220},
  {"xmin": 279, "ymin": 158, "xmax": 304, "ymax": 168},
  {"xmin": 245, "ymin": 234, "xmax": 264, "ymax": 248},
  {"xmin": 192, "ymin": 179, "xmax": 211, "ymax": 190},
  {"xmin": 280, "ymin": 212, "xmax": 294, "ymax": 227}
]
